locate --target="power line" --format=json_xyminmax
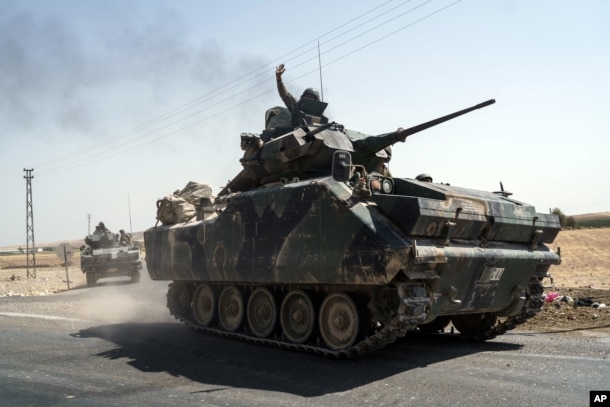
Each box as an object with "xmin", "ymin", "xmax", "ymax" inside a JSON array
[
  {"xmin": 36, "ymin": 1, "xmax": 408, "ymax": 171},
  {"xmin": 35, "ymin": 0, "xmax": 451, "ymax": 174},
  {"xmin": 322, "ymin": 1, "xmax": 461, "ymax": 68},
  {"xmin": 34, "ymin": 0, "xmax": 461, "ymax": 176},
  {"xmin": 33, "ymin": 177, "xmax": 80, "ymax": 212},
  {"xmin": 34, "ymin": 1, "xmax": 400, "ymax": 170}
]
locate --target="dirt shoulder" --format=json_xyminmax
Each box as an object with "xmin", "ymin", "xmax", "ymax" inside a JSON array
[
  {"xmin": 518, "ymin": 227, "xmax": 610, "ymax": 333},
  {"xmin": 0, "ymin": 253, "xmax": 87, "ymax": 296}
]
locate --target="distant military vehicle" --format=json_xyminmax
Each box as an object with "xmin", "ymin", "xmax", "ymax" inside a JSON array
[
  {"xmin": 81, "ymin": 223, "xmax": 142, "ymax": 287},
  {"xmin": 144, "ymin": 98, "xmax": 561, "ymax": 357}
]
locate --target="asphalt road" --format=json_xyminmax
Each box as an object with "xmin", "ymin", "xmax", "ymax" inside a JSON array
[{"xmin": 1, "ymin": 269, "xmax": 609, "ymax": 407}]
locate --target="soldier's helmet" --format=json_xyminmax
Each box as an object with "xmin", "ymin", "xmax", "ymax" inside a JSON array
[
  {"xmin": 301, "ymin": 88, "xmax": 320, "ymax": 101},
  {"xmin": 99, "ymin": 222, "xmax": 105, "ymax": 228},
  {"xmin": 416, "ymin": 173, "xmax": 433, "ymax": 182},
  {"xmin": 120, "ymin": 229, "xmax": 125, "ymax": 234}
]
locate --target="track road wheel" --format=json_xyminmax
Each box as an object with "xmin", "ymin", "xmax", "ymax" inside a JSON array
[
  {"xmin": 218, "ymin": 286, "xmax": 244, "ymax": 332},
  {"xmin": 451, "ymin": 313, "xmax": 497, "ymax": 337},
  {"xmin": 319, "ymin": 292, "xmax": 360, "ymax": 351},
  {"xmin": 168, "ymin": 283, "xmax": 192, "ymax": 315},
  {"xmin": 247, "ymin": 287, "xmax": 277, "ymax": 338},
  {"xmin": 280, "ymin": 290, "xmax": 315, "ymax": 344},
  {"xmin": 193, "ymin": 284, "xmax": 216, "ymax": 327},
  {"xmin": 86, "ymin": 272, "xmax": 97, "ymax": 287}
]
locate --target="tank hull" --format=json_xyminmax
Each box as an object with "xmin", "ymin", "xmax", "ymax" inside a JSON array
[
  {"xmin": 144, "ymin": 176, "xmax": 560, "ymax": 356},
  {"xmin": 81, "ymin": 246, "xmax": 142, "ymax": 287}
]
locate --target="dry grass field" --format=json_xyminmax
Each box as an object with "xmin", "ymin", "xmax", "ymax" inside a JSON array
[
  {"xmin": 1, "ymin": 228, "xmax": 609, "ymax": 333},
  {"xmin": 0, "ymin": 251, "xmax": 87, "ymax": 296},
  {"xmin": 573, "ymin": 211, "xmax": 610, "ymax": 222},
  {"xmin": 517, "ymin": 227, "xmax": 610, "ymax": 333}
]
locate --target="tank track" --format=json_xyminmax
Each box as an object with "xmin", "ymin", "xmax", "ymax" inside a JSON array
[
  {"xmin": 166, "ymin": 281, "xmax": 430, "ymax": 358},
  {"xmin": 425, "ymin": 277, "xmax": 547, "ymax": 341},
  {"xmin": 166, "ymin": 277, "xmax": 545, "ymax": 356},
  {"xmin": 464, "ymin": 276, "xmax": 547, "ymax": 341}
]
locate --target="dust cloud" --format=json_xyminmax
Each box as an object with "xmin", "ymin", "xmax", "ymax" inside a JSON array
[{"xmin": 76, "ymin": 275, "xmax": 175, "ymax": 324}]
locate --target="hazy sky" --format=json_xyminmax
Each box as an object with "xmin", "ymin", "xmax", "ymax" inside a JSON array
[{"xmin": 1, "ymin": 0, "xmax": 609, "ymax": 247}]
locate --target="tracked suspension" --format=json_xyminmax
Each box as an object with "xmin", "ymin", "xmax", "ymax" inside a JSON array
[
  {"xmin": 166, "ymin": 281, "xmax": 430, "ymax": 358},
  {"xmin": 166, "ymin": 277, "xmax": 545, "ymax": 358}
]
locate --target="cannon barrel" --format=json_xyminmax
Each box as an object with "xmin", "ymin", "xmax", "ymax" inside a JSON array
[
  {"xmin": 353, "ymin": 99, "xmax": 496, "ymax": 156},
  {"xmin": 397, "ymin": 98, "xmax": 495, "ymax": 140}
]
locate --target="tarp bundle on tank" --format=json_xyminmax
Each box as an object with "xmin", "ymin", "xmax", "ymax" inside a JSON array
[{"xmin": 156, "ymin": 181, "xmax": 213, "ymax": 225}]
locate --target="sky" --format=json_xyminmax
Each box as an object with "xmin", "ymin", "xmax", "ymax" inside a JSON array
[{"xmin": 1, "ymin": 0, "xmax": 609, "ymax": 247}]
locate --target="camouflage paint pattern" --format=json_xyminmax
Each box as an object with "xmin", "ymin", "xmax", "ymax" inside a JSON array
[
  {"xmin": 143, "ymin": 99, "xmax": 561, "ymax": 356},
  {"xmin": 145, "ymin": 174, "xmax": 560, "ymax": 320}
]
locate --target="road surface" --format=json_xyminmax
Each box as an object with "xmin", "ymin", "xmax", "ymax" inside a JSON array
[{"xmin": 1, "ymin": 268, "xmax": 608, "ymax": 406}]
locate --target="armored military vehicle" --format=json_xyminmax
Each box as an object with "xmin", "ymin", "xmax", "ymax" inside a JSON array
[
  {"xmin": 81, "ymin": 225, "xmax": 142, "ymax": 287},
  {"xmin": 144, "ymin": 98, "xmax": 561, "ymax": 357}
]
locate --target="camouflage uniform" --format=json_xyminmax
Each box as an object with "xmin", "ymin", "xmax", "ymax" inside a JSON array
[
  {"xmin": 275, "ymin": 64, "xmax": 319, "ymax": 112},
  {"xmin": 94, "ymin": 222, "xmax": 110, "ymax": 234},
  {"xmin": 119, "ymin": 230, "xmax": 132, "ymax": 246},
  {"xmin": 276, "ymin": 73, "xmax": 298, "ymax": 112}
]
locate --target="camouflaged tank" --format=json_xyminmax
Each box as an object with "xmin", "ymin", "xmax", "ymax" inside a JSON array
[
  {"xmin": 81, "ymin": 226, "xmax": 142, "ymax": 287},
  {"xmin": 144, "ymin": 98, "xmax": 561, "ymax": 357}
]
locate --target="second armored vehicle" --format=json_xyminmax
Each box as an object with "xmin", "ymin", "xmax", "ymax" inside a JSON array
[{"xmin": 81, "ymin": 223, "xmax": 142, "ymax": 287}]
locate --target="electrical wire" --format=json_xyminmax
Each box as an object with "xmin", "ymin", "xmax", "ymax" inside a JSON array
[
  {"xmin": 34, "ymin": 0, "xmax": 461, "ymax": 176},
  {"xmin": 34, "ymin": 1, "xmax": 409, "ymax": 170},
  {"xmin": 33, "ymin": 177, "xmax": 81, "ymax": 213}
]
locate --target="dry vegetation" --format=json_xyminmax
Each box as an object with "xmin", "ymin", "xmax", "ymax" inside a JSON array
[
  {"xmin": 0, "ymin": 252, "xmax": 87, "ymax": 296},
  {"xmin": 1, "ymin": 228, "xmax": 609, "ymax": 333},
  {"xmin": 573, "ymin": 211, "xmax": 610, "ymax": 222}
]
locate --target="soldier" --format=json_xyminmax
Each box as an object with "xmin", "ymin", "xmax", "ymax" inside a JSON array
[
  {"xmin": 416, "ymin": 173, "xmax": 433, "ymax": 182},
  {"xmin": 372, "ymin": 147, "xmax": 393, "ymax": 177},
  {"xmin": 275, "ymin": 64, "xmax": 320, "ymax": 112},
  {"xmin": 94, "ymin": 222, "xmax": 110, "ymax": 234},
  {"xmin": 119, "ymin": 229, "xmax": 132, "ymax": 246}
]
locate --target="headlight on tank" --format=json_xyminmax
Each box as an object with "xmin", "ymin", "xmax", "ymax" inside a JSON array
[
  {"xmin": 369, "ymin": 176, "xmax": 393, "ymax": 194},
  {"xmin": 381, "ymin": 178, "xmax": 393, "ymax": 194}
]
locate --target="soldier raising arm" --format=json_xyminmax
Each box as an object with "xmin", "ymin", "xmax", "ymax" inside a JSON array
[
  {"xmin": 275, "ymin": 64, "xmax": 320, "ymax": 112},
  {"xmin": 276, "ymin": 64, "xmax": 296, "ymax": 111}
]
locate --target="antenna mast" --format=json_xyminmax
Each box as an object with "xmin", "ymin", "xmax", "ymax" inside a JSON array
[
  {"xmin": 317, "ymin": 41, "xmax": 324, "ymax": 102},
  {"xmin": 128, "ymin": 193, "xmax": 133, "ymax": 235}
]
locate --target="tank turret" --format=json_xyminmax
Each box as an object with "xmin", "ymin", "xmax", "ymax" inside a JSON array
[
  {"xmin": 84, "ymin": 230, "xmax": 115, "ymax": 249},
  {"xmin": 222, "ymin": 99, "xmax": 495, "ymax": 195}
]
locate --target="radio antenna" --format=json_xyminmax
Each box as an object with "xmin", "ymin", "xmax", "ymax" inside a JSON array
[
  {"xmin": 317, "ymin": 41, "xmax": 324, "ymax": 102},
  {"xmin": 128, "ymin": 193, "xmax": 133, "ymax": 234}
]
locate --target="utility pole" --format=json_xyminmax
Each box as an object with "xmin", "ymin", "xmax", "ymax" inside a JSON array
[
  {"xmin": 87, "ymin": 213, "xmax": 92, "ymax": 235},
  {"xmin": 24, "ymin": 168, "xmax": 36, "ymax": 278}
]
